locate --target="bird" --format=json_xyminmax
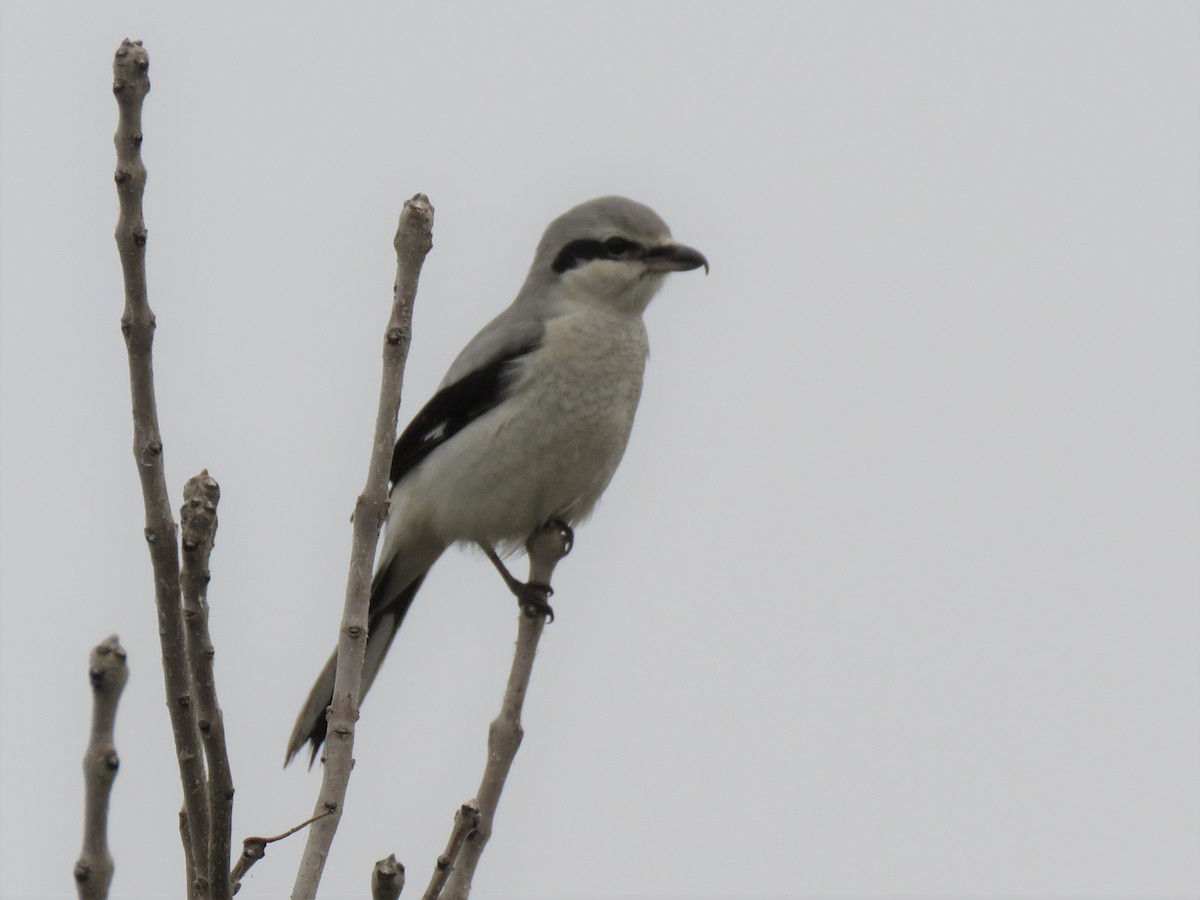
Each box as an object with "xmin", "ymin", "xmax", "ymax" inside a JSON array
[{"xmin": 286, "ymin": 195, "xmax": 707, "ymax": 767}]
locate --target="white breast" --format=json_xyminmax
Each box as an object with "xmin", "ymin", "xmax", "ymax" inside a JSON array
[{"xmin": 392, "ymin": 299, "xmax": 650, "ymax": 549}]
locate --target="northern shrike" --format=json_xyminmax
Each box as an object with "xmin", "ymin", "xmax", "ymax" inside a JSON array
[{"xmin": 286, "ymin": 196, "xmax": 707, "ymax": 766}]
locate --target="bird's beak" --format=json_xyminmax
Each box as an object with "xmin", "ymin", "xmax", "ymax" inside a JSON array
[{"xmin": 645, "ymin": 242, "xmax": 709, "ymax": 275}]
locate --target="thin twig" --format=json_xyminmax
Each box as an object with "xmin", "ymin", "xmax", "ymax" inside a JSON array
[
  {"xmin": 181, "ymin": 470, "xmax": 234, "ymax": 900},
  {"xmin": 423, "ymin": 801, "xmax": 480, "ymax": 900},
  {"xmin": 441, "ymin": 523, "xmax": 573, "ymax": 900},
  {"xmin": 75, "ymin": 636, "xmax": 129, "ymax": 900},
  {"xmin": 372, "ymin": 854, "xmax": 406, "ymax": 900},
  {"xmin": 229, "ymin": 811, "xmax": 334, "ymax": 895},
  {"xmin": 291, "ymin": 194, "xmax": 435, "ymax": 900},
  {"xmin": 112, "ymin": 37, "xmax": 210, "ymax": 895}
]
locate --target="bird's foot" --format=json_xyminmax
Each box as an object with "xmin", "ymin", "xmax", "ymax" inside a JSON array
[
  {"xmin": 481, "ymin": 544, "xmax": 556, "ymax": 623},
  {"xmin": 516, "ymin": 580, "xmax": 555, "ymax": 623}
]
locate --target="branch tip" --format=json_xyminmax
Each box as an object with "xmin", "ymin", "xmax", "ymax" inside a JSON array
[
  {"xmin": 372, "ymin": 854, "xmax": 406, "ymax": 900},
  {"xmin": 291, "ymin": 194, "xmax": 434, "ymax": 899},
  {"xmin": 76, "ymin": 636, "xmax": 129, "ymax": 900}
]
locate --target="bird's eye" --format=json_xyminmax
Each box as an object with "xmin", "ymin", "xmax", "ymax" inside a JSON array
[{"xmin": 604, "ymin": 236, "xmax": 632, "ymax": 256}]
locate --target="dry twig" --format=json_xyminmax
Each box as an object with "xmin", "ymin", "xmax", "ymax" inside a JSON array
[
  {"xmin": 291, "ymin": 194, "xmax": 435, "ymax": 899},
  {"xmin": 229, "ymin": 811, "xmax": 334, "ymax": 895},
  {"xmin": 423, "ymin": 801, "xmax": 480, "ymax": 900},
  {"xmin": 441, "ymin": 522, "xmax": 573, "ymax": 899},
  {"xmin": 75, "ymin": 636, "xmax": 129, "ymax": 900}
]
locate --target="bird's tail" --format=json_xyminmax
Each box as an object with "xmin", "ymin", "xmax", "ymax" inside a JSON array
[{"xmin": 285, "ymin": 569, "xmax": 429, "ymax": 768}]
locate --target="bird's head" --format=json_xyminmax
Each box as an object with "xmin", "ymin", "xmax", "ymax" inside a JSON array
[{"xmin": 530, "ymin": 196, "xmax": 708, "ymax": 314}]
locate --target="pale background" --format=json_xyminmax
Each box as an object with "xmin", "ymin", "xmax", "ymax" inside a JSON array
[{"xmin": 1, "ymin": 3, "xmax": 1197, "ymax": 899}]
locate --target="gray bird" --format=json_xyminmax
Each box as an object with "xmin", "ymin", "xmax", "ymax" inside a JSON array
[{"xmin": 286, "ymin": 196, "xmax": 707, "ymax": 766}]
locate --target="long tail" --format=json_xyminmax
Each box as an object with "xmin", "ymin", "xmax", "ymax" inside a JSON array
[{"xmin": 285, "ymin": 569, "xmax": 429, "ymax": 768}]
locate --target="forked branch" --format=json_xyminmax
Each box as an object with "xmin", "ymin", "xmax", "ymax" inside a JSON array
[
  {"xmin": 229, "ymin": 811, "xmax": 334, "ymax": 895},
  {"xmin": 423, "ymin": 801, "xmax": 480, "ymax": 900}
]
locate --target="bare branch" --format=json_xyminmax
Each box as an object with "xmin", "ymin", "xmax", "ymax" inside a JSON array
[
  {"xmin": 181, "ymin": 470, "xmax": 234, "ymax": 900},
  {"xmin": 291, "ymin": 193, "xmax": 435, "ymax": 899},
  {"xmin": 229, "ymin": 811, "xmax": 333, "ymax": 895},
  {"xmin": 372, "ymin": 854, "xmax": 406, "ymax": 900},
  {"xmin": 423, "ymin": 802, "xmax": 480, "ymax": 900},
  {"xmin": 112, "ymin": 37, "xmax": 211, "ymax": 894},
  {"xmin": 442, "ymin": 522, "xmax": 573, "ymax": 900},
  {"xmin": 75, "ymin": 636, "xmax": 129, "ymax": 900}
]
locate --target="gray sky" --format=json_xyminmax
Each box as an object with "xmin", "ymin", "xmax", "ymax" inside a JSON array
[{"xmin": 2, "ymin": 3, "xmax": 1197, "ymax": 899}]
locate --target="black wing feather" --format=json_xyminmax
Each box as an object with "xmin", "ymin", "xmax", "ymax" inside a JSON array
[{"xmin": 389, "ymin": 338, "xmax": 541, "ymax": 485}]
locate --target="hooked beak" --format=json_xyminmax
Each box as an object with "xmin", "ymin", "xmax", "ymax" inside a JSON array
[{"xmin": 645, "ymin": 242, "xmax": 709, "ymax": 275}]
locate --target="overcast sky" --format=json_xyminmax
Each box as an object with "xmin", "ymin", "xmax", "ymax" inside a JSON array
[{"xmin": 1, "ymin": 3, "xmax": 1197, "ymax": 899}]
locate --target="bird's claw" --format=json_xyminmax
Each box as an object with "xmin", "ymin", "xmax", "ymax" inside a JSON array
[
  {"xmin": 517, "ymin": 581, "xmax": 555, "ymax": 623},
  {"xmin": 483, "ymin": 537, "xmax": 560, "ymax": 623},
  {"xmin": 549, "ymin": 518, "xmax": 575, "ymax": 555}
]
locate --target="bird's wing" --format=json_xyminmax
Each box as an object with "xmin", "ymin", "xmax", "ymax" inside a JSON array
[{"xmin": 389, "ymin": 313, "xmax": 544, "ymax": 485}]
